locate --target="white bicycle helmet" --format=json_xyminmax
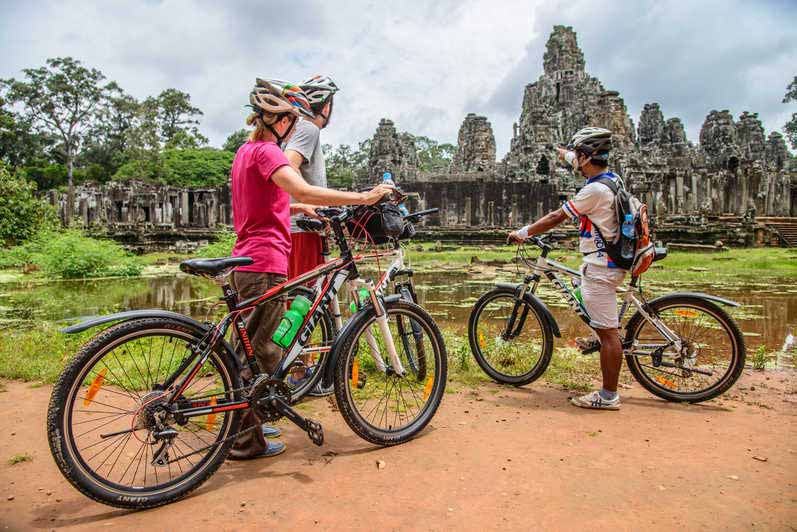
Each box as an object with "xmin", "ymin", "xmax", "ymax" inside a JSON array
[
  {"xmin": 567, "ymin": 126, "xmax": 612, "ymax": 155},
  {"xmin": 299, "ymin": 74, "xmax": 339, "ymax": 111}
]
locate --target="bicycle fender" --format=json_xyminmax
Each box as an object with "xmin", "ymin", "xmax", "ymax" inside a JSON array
[
  {"xmin": 495, "ymin": 283, "xmax": 561, "ymax": 338},
  {"xmin": 644, "ymin": 292, "xmax": 740, "ymax": 308},
  {"xmin": 320, "ymin": 294, "xmax": 404, "ymax": 388}
]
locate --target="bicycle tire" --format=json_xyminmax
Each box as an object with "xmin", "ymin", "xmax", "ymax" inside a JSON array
[
  {"xmin": 47, "ymin": 318, "xmax": 242, "ymax": 509},
  {"xmin": 624, "ymin": 296, "xmax": 746, "ymax": 403},
  {"xmin": 333, "ymin": 300, "xmax": 447, "ymax": 446},
  {"xmin": 395, "ymin": 283, "xmax": 424, "ymax": 378},
  {"xmin": 468, "ymin": 287, "xmax": 553, "ymax": 386}
]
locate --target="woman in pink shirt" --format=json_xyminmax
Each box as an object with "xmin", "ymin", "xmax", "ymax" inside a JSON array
[{"xmin": 228, "ymin": 79, "xmax": 392, "ymax": 460}]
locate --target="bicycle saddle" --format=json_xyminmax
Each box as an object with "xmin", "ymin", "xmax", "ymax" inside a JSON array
[{"xmin": 179, "ymin": 257, "xmax": 253, "ymax": 278}]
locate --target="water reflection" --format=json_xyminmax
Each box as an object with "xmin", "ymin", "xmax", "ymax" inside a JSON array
[{"xmin": 1, "ymin": 270, "xmax": 795, "ymax": 362}]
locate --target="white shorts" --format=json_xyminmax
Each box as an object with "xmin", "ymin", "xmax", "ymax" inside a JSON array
[{"xmin": 580, "ymin": 263, "xmax": 626, "ymax": 330}]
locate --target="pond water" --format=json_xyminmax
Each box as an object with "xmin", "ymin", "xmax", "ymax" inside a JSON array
[{"xmin": 1, "ymin": 267, "xmax": 796, "ymax": 365}]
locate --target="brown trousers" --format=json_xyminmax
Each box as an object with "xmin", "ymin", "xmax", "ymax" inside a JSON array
[{"xmin": 230, "ymin": 271, "xmax": 286, "ymax": 456}]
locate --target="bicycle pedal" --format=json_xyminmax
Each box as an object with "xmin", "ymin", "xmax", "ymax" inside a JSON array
[{"xmin": 305, "ymin": 419, "xmax": 324, "ymax": 446}]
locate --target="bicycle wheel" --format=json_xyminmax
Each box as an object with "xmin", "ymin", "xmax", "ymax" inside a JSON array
[
  {"xmin": 47, "ymin": 318, "xmax": 242, "ymax": 509},
  {"xmin": 624, "ymin": 296, "xmax": 746, "ymax": 403},
  {"xmin": 468, "ymin": 287, "xmax": 553, "ymax": 385},
  {"xmin": 285, "ymin": 286, "xmax": 336, "ymax": 401},
  {"xmin": 333, "ymin": 300, "xmax": 447, "ymax": 445}
]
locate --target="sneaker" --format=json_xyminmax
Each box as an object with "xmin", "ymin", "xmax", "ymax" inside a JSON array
[
  {"xmin": 575, "ymin": 336, "xmax": 600, "ymax": 353},
  {"xmin": 570, "ymin": 390, "xmax": 621, "ymax": 410},
  {"xmin": 308, "ymin": 380, "xmax": 334, "ymax": 397},
  {"xmin": 287, "ymin": 367, "xmax": 311, "ymax": 388},
  {"xmin": 261, "ymin": 425, "xmax": 282, "ymax": 438},
  {"xmin": 227, "ymin": 440, "xmax": 287, "ymax": 460}
]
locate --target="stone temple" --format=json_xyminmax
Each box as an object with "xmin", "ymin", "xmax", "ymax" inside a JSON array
[
  {"xmin": 54, "ymin": 25, "xmax": 796, "ymax": 249},
  {"xmin": 360, "ymin": 25, "xmax": 796, "ymax": 239}
]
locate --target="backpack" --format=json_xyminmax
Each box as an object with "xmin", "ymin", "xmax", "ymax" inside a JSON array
[{"xmin": 589, "ymin": 176, "xmax": 655, "ymax": 277}]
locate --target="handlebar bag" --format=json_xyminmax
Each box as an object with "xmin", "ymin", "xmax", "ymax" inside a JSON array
[{"xmin": 348, "ymin": 204, "xmax": 405, "ymax": 244}]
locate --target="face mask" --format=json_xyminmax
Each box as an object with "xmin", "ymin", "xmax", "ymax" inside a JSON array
[{"xmin": 564, "ymin": 150, "xmax": 579, "ymax": 170}]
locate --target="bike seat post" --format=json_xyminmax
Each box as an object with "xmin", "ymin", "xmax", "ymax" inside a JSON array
[{"xmin": 220, "ymin": 281, "xmax": 239, "ymax": 311}]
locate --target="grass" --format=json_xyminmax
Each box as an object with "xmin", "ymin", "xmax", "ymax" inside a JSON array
[
  {"xmin": 7, "ymin": 453, "xmax": 32, "ymax": 465},
  {"xmin": 0, "ymin": 322, "xmax": 93, "ymax": 384},
  {"xmin": 750, "ymin": 345, "xmax": 772, "ymax": 371}
]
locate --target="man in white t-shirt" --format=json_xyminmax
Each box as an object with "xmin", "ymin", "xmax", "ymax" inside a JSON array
[{"xmin": 508, "ymin": 127, "xmax": 626, "ymax": 410}]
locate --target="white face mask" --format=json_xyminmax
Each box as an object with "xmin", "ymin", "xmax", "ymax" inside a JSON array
[{"xmin": 564, "ymin": 150, "xmax": 579, "ymax": 170}]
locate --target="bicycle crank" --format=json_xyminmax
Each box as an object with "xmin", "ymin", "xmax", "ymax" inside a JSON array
[{"xmin": 251, "ymin": 377, "xmax": 324, "ymax": 446}]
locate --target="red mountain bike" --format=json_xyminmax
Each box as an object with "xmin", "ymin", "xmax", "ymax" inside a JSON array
[{"xmin": 47, "ymin": 206, "xmax": 447, "ymax": 509}]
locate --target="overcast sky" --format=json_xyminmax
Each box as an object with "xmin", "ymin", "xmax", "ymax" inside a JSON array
[{"xmin": 1, "ymin": 0, "xmax": 795, "ymax": 157}]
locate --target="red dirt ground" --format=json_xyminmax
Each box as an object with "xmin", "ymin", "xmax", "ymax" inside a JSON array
[{"xmin": 0, "ymin": 371, "xmax": 795, "ymax": 531}]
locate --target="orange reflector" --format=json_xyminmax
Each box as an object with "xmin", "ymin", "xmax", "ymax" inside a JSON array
[
  {"xmin": 423, "ymin": 374, "xmax": 435, "ymax": 401},
  {"xmin": 83, "ymin": 368, "xmax": 107, "ymax": 407},
  {"xmin": 655, "ymin": 376, "xmax": 677, "ymax": 389},
  {"xmin": 478, "ymin": 333, "xmax": 486, "ymax": 350},
  {"xmin": 206, "ymin": 396, "xmax": 217, "ymax": 432},
  {"xmin": 351, "ymin": 358, "xmax": 359, "ymax": 389},
  {"xmin": 674, "ymin": 309, "xmax": 699, "ymax": 318}
]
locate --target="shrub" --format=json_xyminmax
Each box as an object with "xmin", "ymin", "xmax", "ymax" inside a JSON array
[
  {"xmin": 0, "ymin": 230, "xmax": 141, "ymax": 279},
  {"xmin": 0, "ymin": 163, "xmax": 57, "ymax": 247},
  {"xmin": 195, "ymin": 230, "xmax": 236, "ymax": 258},
  {"xmin": 113, "ymin": 147, "xmax": 233, "ymax": 187}
]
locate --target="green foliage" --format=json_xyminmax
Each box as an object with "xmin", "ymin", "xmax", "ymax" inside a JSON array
[
  {"xmin": 0, "ymin": 163, "xmax": 56, "ymax": 247},
  {"xmin": 412, "ymin": 135, "xmax": 456, "ymax": 172},
  {"xmin": 751, "ymin": 345, "xmax": 772, "ymax": 371},
  {"xmin": 223, "ymin": 129, "xmax": 250, "ymax": 152},
  {"xmin": 113, "ymin": 148, "xmax": 233, "ymax": 187},
  {"xmin": 0, "ymin": 322, "xmax": 94, "ymax": 383},
  {"xmin": 325, "ymin": 140, "xmax": 371, "ymax": 189},
  {"xmin": 1, "ymin": 57, "xmax": 116, "ymax": 193},
  {"xmin": 0, "ymin": 230, "xmax": 141, "ymax": 278},
  {"xmin": 784, "ymin": 76, "xmax": 797, "ymax": 150},
  {"xmin": 147, "ymin": 88, "xmax": 207, "ymax": 147},
  {"xmin": 7, "ymin": 453, "xmax": 32, "ymax": 465},
  {"xmin": 195, "ymin": 230, "xmax": 236, "ymax": 257}
]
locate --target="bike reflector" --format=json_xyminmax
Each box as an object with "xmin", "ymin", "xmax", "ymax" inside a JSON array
[
  {"xmin": 478, "ymin": 332, "xmax": 486, "ymax": 350},
  {"xmin": 655, "ymin": 376, "xmax": 677, "ymax": 389},
  {"xmin": 206, "ymin": 396, "xmax": 217, "ymax": 432},
  {"xmin": 351, "ymin": 358, "xmax": 359, "ymax": 389},
  {"xmin": 674, "ymin": 309, "xmax": 699, "ymax": 318},
  {"xmin": 83, "ymin": 367, "xmax": 107, "ymax": 407},
  {"xmin": 423, "ymin": 374, "xmax": 434, "ymax": 401}
]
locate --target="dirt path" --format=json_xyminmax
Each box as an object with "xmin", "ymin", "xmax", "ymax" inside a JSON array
[{"xmin": 1, "ymin": 372, "xmax": 795, "ymax": 531}]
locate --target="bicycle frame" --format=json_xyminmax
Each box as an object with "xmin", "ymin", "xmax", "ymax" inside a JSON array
[
  {"xmin": 521, "ymin": 247, "xmax": 684, "ymax": 353},
  {"xmin": 162, "ymin": 246, "xmax": 408, "ymax": 422}
]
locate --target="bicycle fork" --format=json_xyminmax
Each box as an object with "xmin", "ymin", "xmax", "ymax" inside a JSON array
[{"xmin": 356, "ymin": 281, "xmax": 405, "ymax": 376}]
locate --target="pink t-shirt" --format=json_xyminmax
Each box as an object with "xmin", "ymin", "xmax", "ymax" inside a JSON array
[{"xmin": 230, "ymin": 141, "xmax": 291, "ymax": 274}]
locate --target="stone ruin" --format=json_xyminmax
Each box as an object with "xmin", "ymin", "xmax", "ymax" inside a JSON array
[
  {"xmin": 360, "ymin": 25, "xmax": 797, "ymax": 239},
  {"xmin": 52, "ymin": 25, "xmax": 796, "ymax": 249},
  {"xmin": 51, "ymin": 181, "xmax": 230, "ymax": 252}
]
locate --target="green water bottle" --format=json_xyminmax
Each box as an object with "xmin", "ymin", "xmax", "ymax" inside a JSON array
[
  {"xmin": 573, "ymin": 286, "xmax": 583, "ymax": 305},
  {"xmin": 273, "ymin": 295, "xmax": 311, "ymax": 348},
  {"xmin": 349, "ymin": 287, "xmax": 369, "ymax": 312}
]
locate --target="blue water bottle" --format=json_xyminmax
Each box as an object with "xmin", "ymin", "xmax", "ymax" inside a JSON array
[{"xmin": 621, "ymin": 213, "xmax": 635, "ymax": 259}]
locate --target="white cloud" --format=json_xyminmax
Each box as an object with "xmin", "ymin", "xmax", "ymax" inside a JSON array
[{"xmin": 1, "ymin": 0, "xmax": 794, "ymax": 158}]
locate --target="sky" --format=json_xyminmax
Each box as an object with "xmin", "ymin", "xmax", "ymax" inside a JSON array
[{"xmin": 1, "ymin": 0, "xmax": 795, "ymax": 157}]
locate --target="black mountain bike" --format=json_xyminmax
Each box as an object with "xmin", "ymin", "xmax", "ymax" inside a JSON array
[
  {"xmin": 47, "ymin": 206, "xmax": 447, "ymax": 509},
  {"xmin": 468, "ymin": 236, "xmax": 746, "ymax": 402}
]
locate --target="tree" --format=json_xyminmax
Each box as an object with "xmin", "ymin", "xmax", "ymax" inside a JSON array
[
  {"xmin": 412, "ymin": 135, "xmax": 456, "ymax": 172},
  {"xmin": 114, "ymin": 147, "xmax": 233, "ymax": 187},
  {"xmin": 223, "ymin": 128, "xmax": 250, "ymax": 152},
  {"xmin": 2, "ymin": 57, "xmax": 115, "ymax": 222},
  {"xmin": 783, "ymin": 76, "xmax": 797, "ymax": 150},
  {"xmin": 0, "ymin": 95, "xmax": 48, "ymax": 167},
  {"xmin": 146, "ymin": 88, "xmax": 208, "ymax": 148},
  {"xmin": 0, "ymin": 162, "xmax": 55, "ymax": 247},
  {"xmin": 80, "ymin": 84, "xmax": 140, "ymax": 181}
]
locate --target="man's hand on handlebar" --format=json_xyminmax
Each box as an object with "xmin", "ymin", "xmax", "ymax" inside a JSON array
[
  {"xmin": 360, "ymin": 183, "xmax": 397, "ymax": 206},
  {"xmin": 507, "ymin": 230, "xmax": 528, "ymax": 245}
]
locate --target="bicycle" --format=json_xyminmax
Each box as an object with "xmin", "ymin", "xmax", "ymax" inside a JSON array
[
  {"xmin": 47, "ymin": 205, "xmax": 447, "ymax": 509},
  {"xmin": 468, "ymin": 236, "xmax": 746, "ymax": 402},
  {"xmin": 285, "ymin": 208, "xmax": 438, "ymax": 399}
]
